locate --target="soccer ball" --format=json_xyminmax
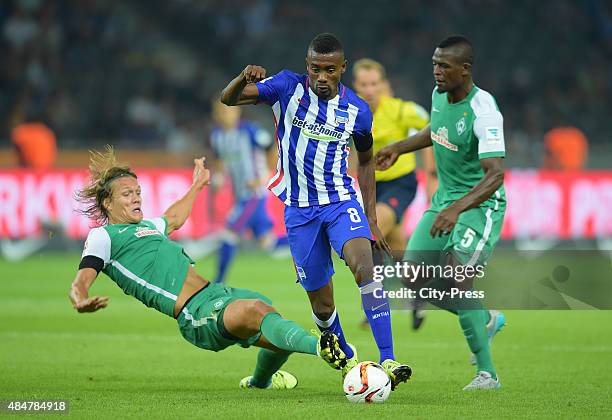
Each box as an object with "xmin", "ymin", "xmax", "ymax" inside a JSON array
[{"xmin": 343, "ymin": 361, "xmax": 391, "ymax": 403}]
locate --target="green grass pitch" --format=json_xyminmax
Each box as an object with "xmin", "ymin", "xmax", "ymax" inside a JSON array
[{"xmin": 1, "ymin": 252, "xmax": 611, "ymax": 418}]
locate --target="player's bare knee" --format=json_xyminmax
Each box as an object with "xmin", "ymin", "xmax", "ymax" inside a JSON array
[
  {"xmin": 247, "ymin": 299, "xmax": 276, "ymax": 324},
  {"xmin": 253, "ymin": 299, "xmax": 275, "ymax": 315}
]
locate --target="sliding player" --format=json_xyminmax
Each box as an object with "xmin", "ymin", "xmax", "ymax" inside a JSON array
[{"xmin": 70, "ymin": 146, "xmax": 346, "ymax": 390}]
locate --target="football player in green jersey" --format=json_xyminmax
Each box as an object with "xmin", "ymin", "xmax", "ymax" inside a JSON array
[
  {"xmin": 69, "ymin": 146, "xmax": 347, "ymax": 390},
  {"xmin": 376, "ymin": 36, "xmax": 506, "ymax": 390}
]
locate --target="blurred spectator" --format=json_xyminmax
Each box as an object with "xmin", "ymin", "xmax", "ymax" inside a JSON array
[
  {"xmin": 10, "ymin": 103, "xmax": 56, "ymax": 169},
  {"xmin": 3, "ymin": 4, "xmax": 40, "ymax": 51},
  {"xmin": 543, "ymin": 127, "xmax": 589, "ymax": 171}
]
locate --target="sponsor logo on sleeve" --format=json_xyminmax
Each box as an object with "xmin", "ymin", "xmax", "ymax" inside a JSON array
[{"xmin": 486, "ymin": 127, "xmax": 501, "ymax": 143}]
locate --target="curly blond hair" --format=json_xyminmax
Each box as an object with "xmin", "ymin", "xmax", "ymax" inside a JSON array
[{"xmin": 76, "ymin": 145, "xmax": 137, "ymax": 225}]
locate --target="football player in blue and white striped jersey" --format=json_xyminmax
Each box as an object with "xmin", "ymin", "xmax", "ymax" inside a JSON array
[{"xmin": 220, "ymin": 33, "xmax": 412, "ymax": 390}]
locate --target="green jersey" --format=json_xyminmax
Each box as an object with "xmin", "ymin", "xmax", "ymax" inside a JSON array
[
  {"xmin": 429, "ymin": 85, "xmax": 506, "ymax": 211},
  {"xmin": 81, "ymin": 217, "xmax": 194, "ymax": 317}
]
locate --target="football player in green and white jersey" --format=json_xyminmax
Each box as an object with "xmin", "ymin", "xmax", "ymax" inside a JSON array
[
  {"xmin": 376, "ymin": 36, "xmax": 506, "ymax": 390},
  {"xmin": 69, "ymin": 146, "xmax": 348, "ymax": 390}
]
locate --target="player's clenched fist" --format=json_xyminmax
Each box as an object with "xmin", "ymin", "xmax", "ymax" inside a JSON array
[{"xmin": 242, "ymin": 65, "xmax": 267, "ymax": 84}]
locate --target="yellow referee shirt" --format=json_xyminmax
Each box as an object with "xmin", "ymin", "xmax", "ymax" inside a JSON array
[{"xmin": 372, "ymin": 95, "xmax": 429, "ymax": 182}]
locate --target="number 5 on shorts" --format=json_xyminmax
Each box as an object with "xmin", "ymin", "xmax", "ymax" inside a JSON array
[{"xmin": 460, "ymin": 228, "xmax": 476, "ymax": 248}]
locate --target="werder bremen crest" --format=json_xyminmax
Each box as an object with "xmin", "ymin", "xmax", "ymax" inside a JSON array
[{"xmin": 456, "ymin": 117, "xmax": 466, "ymax": 135}]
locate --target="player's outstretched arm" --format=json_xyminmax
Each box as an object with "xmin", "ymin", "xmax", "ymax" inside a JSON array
[
  {"xmin": 430, "ymin": 157, "xmax": 504, "ymax": 237},
  {"xmin": 69, "ymin": 268, "xmax": 108, "ymax": 313},
  {"xmin": 356, "ymin": 140, "xmax": 392, "ymax": 255},
  {"xmin": 376, "ymin": 124, "xmax": 432, "ymax": 171},
  {"xmin": 220, "ymin": 65, "xmax": 267, "ymax": 106},
  {"xmin": 164, "ymin": 158, "xmax": 211, "ymax": 235}
]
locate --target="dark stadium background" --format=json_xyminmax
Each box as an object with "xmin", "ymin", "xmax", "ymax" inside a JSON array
[{"xmin": 1, "ymin": 0, "xmax": 610, "ymax": 164}]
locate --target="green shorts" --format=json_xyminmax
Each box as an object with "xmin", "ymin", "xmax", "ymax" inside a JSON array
[
  {"xmin": 176, "ymin": 283, "xmax": 272, "ymax": 352},
  {"xmin": 406, "ymin": 204, "xmax": 505, "ymax": 267}
]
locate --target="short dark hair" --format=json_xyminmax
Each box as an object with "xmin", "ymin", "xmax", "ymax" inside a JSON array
[
  {"xmin": 437, "ymin": 35, "xmax": 474, "ymax": 64},
  {"xmin": 308, "ymin": 33, "xmax": 344, "ymax": 55}
]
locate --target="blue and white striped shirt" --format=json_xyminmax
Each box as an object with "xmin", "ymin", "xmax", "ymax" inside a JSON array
[
  {"xmin": 210, "ymin": 121, "xmax": 272, "ymax": 201},
  {"xmin": 256, "ymin": 70, "xmax": 373, "ymax": 207}
]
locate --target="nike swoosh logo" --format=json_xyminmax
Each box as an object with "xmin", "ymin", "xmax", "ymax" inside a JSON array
[
  {"xmin": 350, "ymin": 226, "xmax": 364, "ymax": 231},
  {"xmin": 371, "ymin": 303, "xmax": 388, "ymax": 311},
  {"xmin": 119, "ymin": 227, "xmax": 128, "ymax": 233},
  {"xmin": 432, "ymin": 107, "xmax": 440, "ymax": 112}
]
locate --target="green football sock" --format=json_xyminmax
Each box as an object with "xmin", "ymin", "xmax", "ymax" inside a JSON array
[
  {"xmin": 260, "ymin": 312, "xmax": 318, "ymax": 355},
  {"xmin": 249, "ymin": 348, "xmax": 290, "ymax": 388},
  {"xmin": 420, "ymin": 277, "xmax": 496, "ymax": 378},
  {"xmin": 458, "ymin": 309, "xmax": 497, "ymax": 379}
]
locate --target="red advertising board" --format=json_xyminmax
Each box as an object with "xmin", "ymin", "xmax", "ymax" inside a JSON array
[{"xmin": 0, "ymin": 169, "xmax": 610, "ymax": 240}]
